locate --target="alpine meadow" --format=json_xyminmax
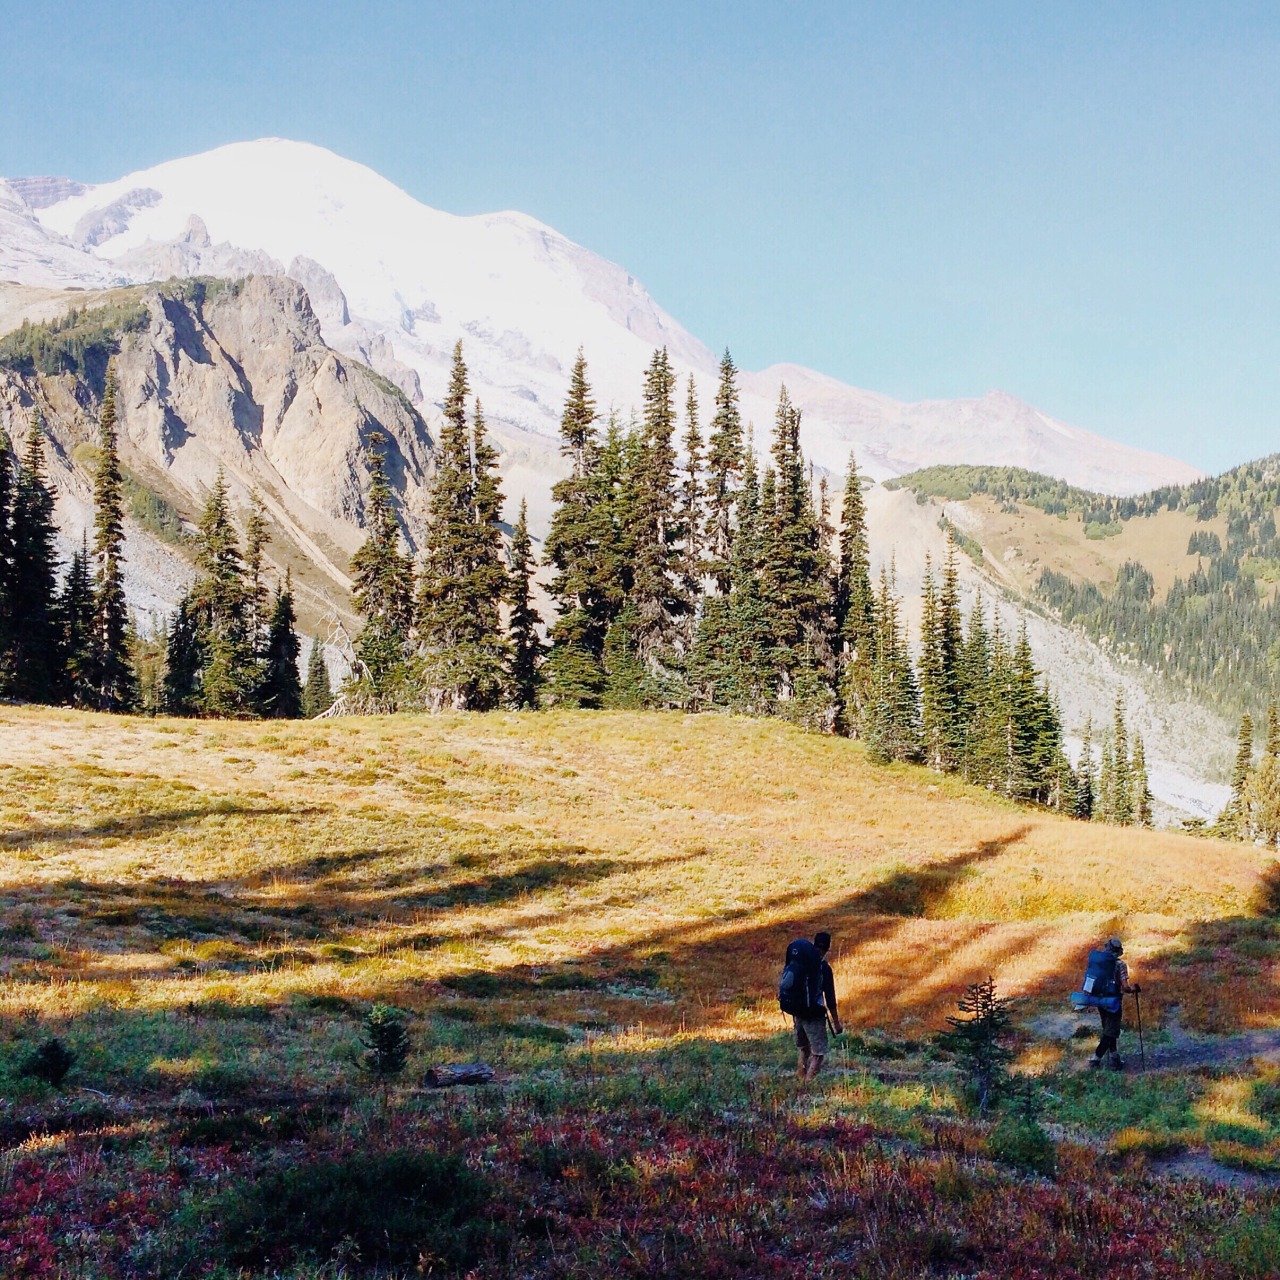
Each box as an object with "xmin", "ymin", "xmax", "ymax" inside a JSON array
[{"xmin": 4, "ymin": 11, "xmax": 1280, "ymax": 1275}]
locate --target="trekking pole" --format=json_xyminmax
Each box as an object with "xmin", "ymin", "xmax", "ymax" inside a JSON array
[{"xmin": 1133, "ymin": 988, "xmax": 1146, "ymax": 1071}]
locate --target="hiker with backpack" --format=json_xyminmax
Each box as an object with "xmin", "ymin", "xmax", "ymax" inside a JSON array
[
  {"xmin": 1070, "ymin": 936, "xmax": 1140, "ymax": 1071},
  {"xmin": 778, "ymin": 930, "xmax": 843, "ymax": 1080}
]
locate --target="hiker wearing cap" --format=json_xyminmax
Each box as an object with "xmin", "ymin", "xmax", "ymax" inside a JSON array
[
  {"xmin": 778, "ymin": 931, "xmax": 843, "ymax": 1081},
  {"xmin": 1089, "ymin": 937, "xmax": 1138, "ymax": 1071}
]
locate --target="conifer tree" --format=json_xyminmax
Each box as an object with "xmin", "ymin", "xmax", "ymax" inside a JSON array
[
  {"xmin": 416, "ymin": 345, "xmax": 509, "ymax": 710},
  {"xmin": 836, "ymin": 452, "xmax": 876, "ymax": 735},
  {"xmin": 303, "ymin": 637, "xmax": 333, "ymax": 718},
  {"xmin": 1222, "ymin": 712, "xmax": 1256, "ymax": 837},
  {"xmin": 243, "ymin": 492, "xmax": 270, "ymax": 654},
  {"xmin": 722, "ymin": 442, "xmax": 777, "ymax": 712},
  {"xmin": 865, "ymin": 563, "xmax": 921, "ymax": 764},
  {"xmin": 703, "ymin": 350, "xmax": 743, "ymax": 595},
  {"xmin": 0, "ymin": 427, "xmax": 13, "ymax": 688},
  {"xmin": 9, "ymin": 412, "xmax": 60, "ymax": 701},
  {"xmin": 761, "ymin": 386, "xmax": 830, "ymax": 693},
  {"xmin": 1267, "ymin": 701, "xmax": 1280, "ymax": 758},
  {"xmin": 56, "ymin": 537, "xmax": 96, "ymax": 706},
  {"xmin": 1246, "ymin": 751, "xmax": 1280, "ymax": 848},
  {"xmin": 1110, "ymin": 693, "xmax": 1135, "ymax": 824},
  {"xmin": 91, "ymin": 364, "xmax": 136, "ymax": 711},
  {"xmin": 544, "ymin": 351, "xmax": 607, "ymax": 705},
  {"xmin": 257, "ymin": 572, "xmax": 303, "ymax": 718},
  {"xmin": 1098, "ymin": 733, "xmax": 1116, "ymax": 823},
  {"xmin": 628, "ymin": 347, "xmax": 688, "ymax": 681},
  {"xmin": 1132, "ymin": 731, "xmax": 1154, "ymax": 827},
  {"xmin": 507, "ymin": 498, "xmax": 544, "ymax": 709},
  {"xmin": 162, "ymin": 596, "xmax": 203, "ymax": 716},
  {"xmin": 1074, "ymin": 715, "xmax": 1097, "ymax": 820},
  {"xmin": 350, "ymin": 432, "xmax": 415, "ymax": 701},
  {"xmin": 958, "ymin": 596, "xmax": 999, "ymax": 785},
  {"xmin": 184, "ymin": 472, "xmax": 259, "ymax": 717},
  {"xmin": 678, "ymin": 374, "xmax": 703, "ymax": 606}
]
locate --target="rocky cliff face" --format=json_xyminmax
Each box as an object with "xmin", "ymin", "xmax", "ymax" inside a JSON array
[{"xmin": 0, "ymin": 274, "xmax": 435, "ymax": 626}]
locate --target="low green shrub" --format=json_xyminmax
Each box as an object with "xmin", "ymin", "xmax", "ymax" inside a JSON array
[
  {"xmin": 211, "ymin": 1149, "xmax": 502, "ymax": 1269},
  {"xmin": 988, "ymin": 1115, "xmax": 1056, "ymax": 1178}
]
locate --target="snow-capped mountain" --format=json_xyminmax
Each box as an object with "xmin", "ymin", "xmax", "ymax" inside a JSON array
[{"xmin": 5, "ymin": 139, "xmax": 1199, "ymax": 500}]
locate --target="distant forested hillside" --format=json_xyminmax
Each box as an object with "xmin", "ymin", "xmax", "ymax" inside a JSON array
[{"xmin": 893, "ymin": 458, "xmax": 1280, "ymax": 722}]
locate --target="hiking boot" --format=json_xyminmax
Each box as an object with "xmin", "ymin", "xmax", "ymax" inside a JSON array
[
  {"xmin": 1108, "ymin": 1054, "xmax": 1126, "ymax": 1072},
  {"xmin": 1088, "ymin": 1056, "xmax": 1103, "ymax": 1070}
]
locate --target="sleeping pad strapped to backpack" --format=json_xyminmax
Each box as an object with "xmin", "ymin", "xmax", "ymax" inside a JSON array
[
  {"xmin": 779, "ymin": 938, "xmax": 824, "ymax": 1018},
  {"xmin": 1070, "ymin": 948, "xmax": 1123, "ymax": 1013}
]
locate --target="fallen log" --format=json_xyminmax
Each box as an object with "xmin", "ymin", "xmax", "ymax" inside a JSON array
[{"xmin": 425, "ymin": 1062, "xmax": 495, "ymax": 1088}]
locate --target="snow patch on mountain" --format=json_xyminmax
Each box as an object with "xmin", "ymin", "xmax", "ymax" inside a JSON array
[{"xmin": 10, "ymin": 138, "xmax": 1199, "ymax": 497}]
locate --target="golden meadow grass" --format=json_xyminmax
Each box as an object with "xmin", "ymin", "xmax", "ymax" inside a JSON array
[{"xmin": 1, "ymin": 702, "xmax": 1275, "ymax": 1054}]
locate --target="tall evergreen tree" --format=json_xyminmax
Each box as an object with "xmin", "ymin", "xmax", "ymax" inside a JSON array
[
  {"xmin": 56, "ymin": 536, "xmax": 96, "ymax": 706},
  {"xmin": 162, "ymin": 596, "xmax": 203, "ymax": 716},
  {"xmin": 9, "ymin": 412, "xmax": 61, "ymax": 701},
  {"xmin": 1074, "ymin": 715, "xmax": 1097, "ymax": 820},
  {"xmin": 628, "ymin": 347, "xmax": 688, "ymax": 680},
  {"xmin": 702, "ymin": 350, "xmax": 743, "ymax": 595},
  {"xmin": 1110, "ymin": 693, "xmax": 1135, "ymax": 824},
  {"xmin": 1266, "ymin": 701, "xmax": 1280, "ymax": 758},
  {"xmin": 865, "ymin": 563, "xmax": 921, "ymax": 764},
  {"xmin": 0, "ymin": 426, "xmax": 13, "ymax": 688},
  {"xmin": 350, "ymin": 431, "xmax": 415, "ymax": 700},
  {"xmin": 543, "ymin": 350, "xmax": 607, "ymax": 706},
  {"xmin": 507, "ymin": 498, "xmax": 544, "ymax": 709},
  {"xmin": 243, "ymin": 491, "xmax": 270, "ymax": 655},
  {"xmin": 257, "ymin": 572, "xmax": 303, "ymax": 718},
  {"xmin": 836, "ymin": 452, "xmax": 876, "ymax": 736},
  {"xmin": 91, "ymin": 364, "xmax": 136, "ymax": 711},
  {"xmin": 678, "ymin": 374, "xmax": 703, "ymax": 605},
  {"xmin": 1132, "ymin": 731, "xmax": 1154, "ymax": 827},
  {"xmin": 1222, "ymin": 711, "xmax": 1256, "ymax": 836},
  {"xmin": 303, "ymin": 637, "xmax": 333, "ymax": 718},
  {"xmin": 416, "ymin": 344, "xmax": 509, "ymax": 709},
  {"xmin": 185, "ymin": 472, "xmax": 259, "ymax": 717}
]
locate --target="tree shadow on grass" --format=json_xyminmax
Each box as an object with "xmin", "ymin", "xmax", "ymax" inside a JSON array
[{"xmin": 1, "ymin": 803, "xmax": 319, "ymax": 847}]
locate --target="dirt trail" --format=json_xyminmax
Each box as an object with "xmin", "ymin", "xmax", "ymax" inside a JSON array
[{"xmin": 1028, "ymin": 1007, "xmax": 1280, "ymax": 1072}]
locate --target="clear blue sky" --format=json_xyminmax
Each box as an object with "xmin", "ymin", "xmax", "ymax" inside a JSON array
[{"xmin": 3, "ymin": 1, "xmax": 1278, "ymax": 472}]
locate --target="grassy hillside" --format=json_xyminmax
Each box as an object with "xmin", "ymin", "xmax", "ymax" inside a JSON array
[{"xmin": 2, "ymin": 709, "xmax": 1279, "ymax": 1276}]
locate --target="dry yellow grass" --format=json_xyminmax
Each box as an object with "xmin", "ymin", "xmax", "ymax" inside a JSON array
[
  {"xmin": 0, "ymin": 704, "xmax": 1275, "ymax": 1053},
  {"xmin": 953, "ymin": 497, "xmax": 1229, "ymax": 600}
]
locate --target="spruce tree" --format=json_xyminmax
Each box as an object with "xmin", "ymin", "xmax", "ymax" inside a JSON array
[
  {"xmin": 507, "ymin": 498, "xmax": 544, "ymax": 709},
  {"xmin": 836, "ymin": 452, "xmax": 876, "ymax": 736},
  {"xmin": 544, "ymin": 350, "xmax": 607, "ymax": 706},
  {"xmin": 162, "ymin": 596, "xmax": 203, "ymax": 716},
  {"xmin": 1132, "ymin": 731, "xmax": 1154, "ymax": 827},
  {"xmin": 9, "ymin": 412, "xmax": 61, "ymax": 701},
  {"xmin": 1110, "ymin": 693, "xmax": 1135, "ymax": 824},
  {"xmin": 185, "ymin": 472, "xmax": 259, "ymax": 717},
  {"xmin": 678, "ymin": 374, "xmax": 703, "ymax": 605},
  {"xmin": 350, "ymin": 431, "xmax": 415, "ymax": 701},
  {"xmin": 243, "ymin": 492, "xmax": 270, "ymax": 655},
  {"xmin": 415, "ymin": 345, "xmax": 509, "ymax": 710},
  {"xmin": 628, "ymin": 347, "xmax": 688, "ymax": 680},
  {"xmin": 865, "ymin": 562, "xmax": 921, "ymax": 764},
  {"xmin": 56, "ymin": 537, "xmax": 96, "ymax": 706},
  {"xmin": 1074, "ymin": 715, "xmax": 1097, "ymax": 820},
  {"xmin": 703, "ymin": 350, "xmax": 743, "ymax": 595},
  {"xmin": 761, "ymin": 386, "xmax": 830, "ymax": 694},
  {"xmin": 303, "ymin": 637, "xmax": 333, "ymax": 718},
  {"xmin": 1267, "ymin": 701, "xmax": 1280, "ymax": 758},
  {"xmin": 91, "ymin": 364, "xmax": 136, "ymax": 711},
  {"xmin": 257, "ymin": 572, "xmax": 303, "ymax": 718},
  {"xmin": 1223, "ymin": 712, "xmax": 1256, "ymax": 836}
]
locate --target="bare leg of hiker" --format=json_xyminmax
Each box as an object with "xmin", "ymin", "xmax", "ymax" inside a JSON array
[
  {"xmin": 797, "ymin": 1047, "xmax": 811, "ymax": 1079},
  {"xmin": 806, "ymin": 1053, "xmax": 826, "ymax": 1081}
]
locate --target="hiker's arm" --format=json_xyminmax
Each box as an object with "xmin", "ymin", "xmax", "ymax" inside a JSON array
[{"xmin": 823, "ymin": 965, "xmax": 842, "ymax": 1033}]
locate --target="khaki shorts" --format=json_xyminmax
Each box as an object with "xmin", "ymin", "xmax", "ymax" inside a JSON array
[{"xmin": 793, "ymin": 1014, "xmax": 829, "ymax": 1057}]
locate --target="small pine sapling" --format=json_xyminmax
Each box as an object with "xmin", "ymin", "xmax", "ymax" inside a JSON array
[
  {"xmin": 21, "ymin": 1036, "xmax": 77, "ymax": 1087},
  {"xmin": 940, "ymin": 976, "xmax": 1015, "ymax": 1116},
  {"xmin": 361, "ymin": 1004, "xmax": 410, "ymax": 1079}
]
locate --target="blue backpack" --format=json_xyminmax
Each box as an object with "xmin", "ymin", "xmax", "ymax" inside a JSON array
[
  {"xmin": 1070, "ymin": 948, "xmax": 1122, "ymax": 1013},
  {"xmin": 779, "ymin": 939, "xmax": 823, "ymax": 1017}
]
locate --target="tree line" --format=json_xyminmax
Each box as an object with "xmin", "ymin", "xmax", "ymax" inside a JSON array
[
  {"xmin": 3, "ymin": 340, "xmax": 1152, "ymax": 825},
  {"xmin": 345, "ymin": 341, "xmax": 1077, "ymax": 810},
  {"xmin": 1217, "ymin": 703, "xmax": 1280, "ymax": 848},
  {"xmin": 0, "ymin": 363, "xmax": 331, "ymax": 720}
]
